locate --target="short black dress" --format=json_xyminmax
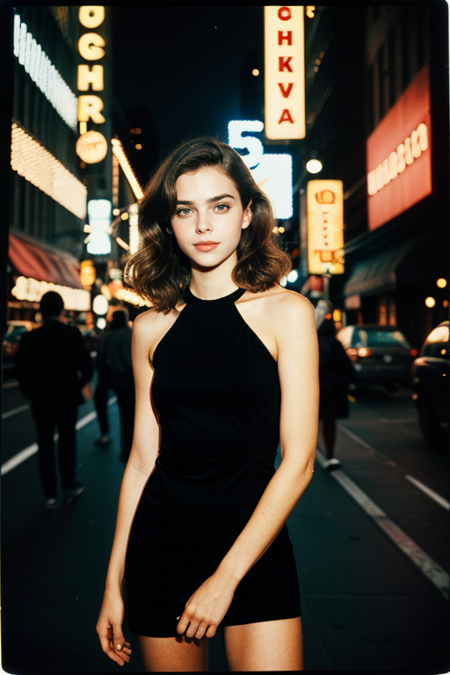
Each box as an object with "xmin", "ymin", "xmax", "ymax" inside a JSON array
[{"xmin": 124, "ymin": 287, "xmax": 301, "ymax": 637}]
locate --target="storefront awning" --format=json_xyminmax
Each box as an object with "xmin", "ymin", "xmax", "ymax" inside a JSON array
[
  {"xmin": 343, "ymin": 239, "xmax": 417, "ymax": 297},
  {"xmin": 8, "ymin": 232, "xmax": 84, "ymax": 290}
]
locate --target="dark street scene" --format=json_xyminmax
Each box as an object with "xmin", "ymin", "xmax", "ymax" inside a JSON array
[{"xmin": 1, "ymin": 4, "xmax": 449, "ymax": 674}]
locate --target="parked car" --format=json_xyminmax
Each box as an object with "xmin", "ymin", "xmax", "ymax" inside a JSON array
[
  {"xmin": 2, "ymin": 321, "xmax": 35, "ymax": 377},
  {"xmin": 336, "ymin": 324, "xmax": 417, "ymax": 390},
  {"xmin": 411, "ymin": 320, "xmax": 449, "ymax": 448}
]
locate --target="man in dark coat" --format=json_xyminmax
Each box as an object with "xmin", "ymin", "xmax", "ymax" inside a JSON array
[{"xmin": 15, "ymin": 291, "xmax": 94, "ymax": 508}]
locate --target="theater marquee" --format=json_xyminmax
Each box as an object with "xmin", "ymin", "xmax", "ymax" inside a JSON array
[{"xmin": 366, "ymin": 63, "xmax": 432, "ymax": 231}]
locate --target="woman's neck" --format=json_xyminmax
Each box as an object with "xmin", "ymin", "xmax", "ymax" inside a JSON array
[{"xmin": 189, "ymin": 254, "xmax": 239, "ymax": 300}]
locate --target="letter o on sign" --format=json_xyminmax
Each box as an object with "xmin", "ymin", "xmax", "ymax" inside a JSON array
[
  {"xmin": 79, "ymin": 6, "xmax": 105, "ymax": 28},
  {"xmin": 278, "ymin": 6, "xmax": 292, "ymax": 20}
]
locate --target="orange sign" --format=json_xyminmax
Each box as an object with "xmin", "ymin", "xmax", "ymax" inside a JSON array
[
  {"xmin": 366, "ymin": 64, "xmax": 432, "ymax": 231},
  {"xmin": 307, "ymin": 180, "xmax": 344, "ymax": 275}
]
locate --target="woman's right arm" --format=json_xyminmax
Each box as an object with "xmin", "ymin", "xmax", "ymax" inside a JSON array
[{"xmin": 96, "ymin": 311, "xmax": 161, "ymax": 666}]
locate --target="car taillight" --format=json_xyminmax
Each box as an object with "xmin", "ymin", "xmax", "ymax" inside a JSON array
[
  {"xmin": 410, "ymin": 349, "xmax": 418, "ymax": 357},
  {"xmin": 357, "ymin": 347, "xmax": 372, "ymax": 358},
  {"xmin": 347, "ymin": 348, "xmax": 358, "ymax": 361}
]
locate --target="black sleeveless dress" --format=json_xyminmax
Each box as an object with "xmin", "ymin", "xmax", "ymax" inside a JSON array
[{"xmin": 124, "ymin": 287, "xmax": 301, "ymax": 637}]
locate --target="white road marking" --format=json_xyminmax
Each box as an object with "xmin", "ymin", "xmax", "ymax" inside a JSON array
[
  {"xmin": 0, "ymin": 397, "xmax": 117, "ymax": 476},
  {"xmin": 2, "ymin": 380, "xmax": 19, "ymax": 389},
  {"xmin": 405, "ymin": 475, "xmax": 450, "ymax": 511},
  {"xmin": 316, "ymin": 450, "xmax": 449, "ymax": 601},
  {"xmin": 2, "ymin": 404, "xmax": 30, "ymax": 419}
]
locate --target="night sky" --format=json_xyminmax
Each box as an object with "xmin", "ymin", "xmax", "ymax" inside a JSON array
[{"xmin": 112, "ymin": 6, "xmax": 263, "ymax": 161}]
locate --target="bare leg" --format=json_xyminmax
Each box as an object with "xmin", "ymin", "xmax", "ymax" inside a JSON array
[
  {"xmin": 321, "ymin": 419, "xmax": 336, "ymax": 460},
  {"xmin": 137, "ymin": 634, "xmax": 208, "ymax": 672},
  {"xmin": 224, "ymin": 617, "xmax": 303, "ymax": 672}
]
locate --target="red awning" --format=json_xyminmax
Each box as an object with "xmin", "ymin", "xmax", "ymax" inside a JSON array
[{"xmin": 8, "ymin": 232, "xmax": 84, "ymax": 290}]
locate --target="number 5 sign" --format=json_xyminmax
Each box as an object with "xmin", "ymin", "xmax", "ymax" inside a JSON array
[{"xmin": 228, "ymin": 120, "xmax": 293, "ymax": 219}]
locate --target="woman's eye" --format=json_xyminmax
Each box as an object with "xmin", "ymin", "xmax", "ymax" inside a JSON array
[
  {"xmin": 176, "ymin": 208, "xmax": 192, "ymax": 216},
  {"xmin": 215, "ymin": 203, "xmax": 230, "ymax": 212}
]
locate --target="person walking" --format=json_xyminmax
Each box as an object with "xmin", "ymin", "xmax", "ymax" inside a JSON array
[
  {"xmin": 96, "ymin": 310, "xmax": 135, "ymax": 461},
  {"xmin": 96, "ymin": 137, "xmax": 319, "ymax": 671},
  {"xmin": 316, "ymin": 310, "xmax": 356, "ymax": 470},
  {"xmin": 15, "ymin": 291, "xmax": 94, "ymax": 508}
]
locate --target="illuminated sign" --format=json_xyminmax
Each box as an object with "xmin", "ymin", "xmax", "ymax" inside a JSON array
[
  {"xmin": 13, "ymin": 13, "xmax": 78, "ymax": 130},
  {"xmin": 128, "ymin": 203, "xmax": 141, "ymax": 254},
  {"xmin": 366, "ymin": 64, "xmax": 432, "ymax": 231},
  {"xmin": 87, "ymin": 199, "xmax": 111, "ymax": 254},
  {"xmin": 264, "ymin": 6, "xmax": 305, "ymax": 140},
  {"xmin": 11, "ymin": 276, "xmax": 90, "ymax": 311},
  {"xmin": 228, "ymin": 120, "xmax": 293, "ymax": 219},
  {"xmin": 11, "ymin": 123, "xmax": 87, "ymax": 220},
  {"xmin": 307, "ymin": 180, "xmax": 344, "ymax": 275},
  {"xmin": 111, "ymin": 139, "xmax": 144, "ymax": 200},
  {"xmin": 77, "ymin": 6, "xmax": 107, "ymax": 156},
  {"xmin": 80, "ymin": 260, "xmax": 96, "ymax": 288}
]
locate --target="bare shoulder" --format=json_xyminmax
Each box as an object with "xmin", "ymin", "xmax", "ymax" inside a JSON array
[
  {"xmin": 132, "ymin": 306, "xmax": 180, "ymax": 349},
  {"xmin": 241, "ymin": 286, "xmax": 315, "ymax": 324}
]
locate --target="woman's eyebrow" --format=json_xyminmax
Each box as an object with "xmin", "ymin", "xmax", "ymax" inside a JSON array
[{"xmin": 176, "ymin": 194, "xmax": 236, "ymax": 206}]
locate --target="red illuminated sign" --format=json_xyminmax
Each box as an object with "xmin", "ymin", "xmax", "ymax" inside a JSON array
[{"xmin": 366, "ymin": 64, "xmax": 432, "ymax": 231}]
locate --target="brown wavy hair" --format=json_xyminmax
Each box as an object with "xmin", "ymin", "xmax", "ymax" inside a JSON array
[{"xmin": 125, "ymin": 136, "xmax": 292, "ymax": 312}]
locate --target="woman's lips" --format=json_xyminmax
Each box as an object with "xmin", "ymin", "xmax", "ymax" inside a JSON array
[{"xmin": 193, "ymin": 241, "xmax": 219, "ymax": 251}]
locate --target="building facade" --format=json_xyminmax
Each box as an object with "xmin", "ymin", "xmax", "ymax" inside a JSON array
[{"xmin": 9, "ymin": 7, "xmax": 90, "ymax": 321}]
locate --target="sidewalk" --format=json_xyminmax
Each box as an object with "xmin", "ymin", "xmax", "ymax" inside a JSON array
[{"xmin": 1, "ymin": 400, "xmax": 449, "ymax": 673}]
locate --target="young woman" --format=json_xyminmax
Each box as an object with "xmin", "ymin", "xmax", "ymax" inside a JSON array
[{"xmin": 96, "ymin": 137, "xmax": 319, "ymax": 672}]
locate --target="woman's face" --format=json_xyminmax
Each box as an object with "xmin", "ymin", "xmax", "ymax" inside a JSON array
[{"xmin": 170, "ymin": 166, "xmax": 252, "ymax": 269}]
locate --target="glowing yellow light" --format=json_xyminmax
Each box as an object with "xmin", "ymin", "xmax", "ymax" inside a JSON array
[
  {"xmin": 444, "ymin": 300, "xmax": 449, "ymax": 308},
  {"xmin": 272, "ymin": 226, "xmax": 278, "ymax": 233},
  {"xmin": 425, "ymin": 296, "xmax": 436, "ymax": 308},
  {"xmin": 121, "ymin": 212, "xmax": 129, "ymax": 220},
  {"xmin": 437, "ymin": 278, "xmax": 447, "ymax": 288},
  {"xmin": 135, "ymin": 143, "xmax": 142, "ymax": 150},
  {"xmin": 111, "ymin": 138, "xmax": 144, "ymax": 200},
  {"xmin": 79, "ymin": 122, "xmax": 87, "ymax": 135},
  {"xmin": 306, "ymin": 158, "xmax": 323, "ymax": 174},
  {"xmin": 116, "ymin": 236, "xmax": 130, "ymax": 251},
  {"xmin": 252, "ymin": 69, "xmax": 260, "ymax": 76},
  {"xmin": 112, "ymin": 208, "xmax": 120, "ymax": 216},
  {"xmin": 115, "ymin": 287, "xmax": 151, "ymax": 307},
  {"xmin": 441, "ymin": 349, "xmax": 447, "ymax": 356},
  {"xmin": 333, "ymin": 309, "xmax": 341, "ymax": 322},
  {"xmin": 129, "ymin": 203, "xmax": 141, "ymax": 255},
  {"xmin": 11, "ymin": 276, "xmax": 90, "ymax": 311},
  {"xmin": 76, "ymin": 130, "xmax": 108, "ymax": 163},
  {"xmin": 135, "ymin": 128, "xmax": 142, "ymax": 135},
  {"xmin": 278, "ymin": 226, "xmax": 285, "ymax": 233},
  {"xmin": 10, "ymin": 123, "xmax": 87, "ymax": 220}
]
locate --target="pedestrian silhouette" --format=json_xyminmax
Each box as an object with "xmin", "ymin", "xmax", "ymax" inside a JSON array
[
  {"xmin": 15, "ymin": 291, "xmax": 94, "ymax": 508},
  {"xmin": 96, "ymin": 310, "xmax": 135, "ymax": 461},
  {"xmin": 316, "ymin": 311, "xmax": 356, "ymax": 470}
]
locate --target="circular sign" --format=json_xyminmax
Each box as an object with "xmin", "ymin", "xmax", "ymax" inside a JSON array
[{"xmin": 76, "ymin": 131, "xmax": 108, "ymax": 164}]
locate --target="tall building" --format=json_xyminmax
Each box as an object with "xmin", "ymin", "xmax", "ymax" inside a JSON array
[
  {"xmin": 8, "ymin": 7, "xmax": 90, "ymax": 321},
  {"xmin": 302, "ymin": 4, "xmax": 448, "ymax": 349}
]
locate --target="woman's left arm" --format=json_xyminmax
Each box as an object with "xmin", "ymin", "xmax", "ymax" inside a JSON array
[{"xmin": 177, "ymin": 294, "xmax": 319, "ymax": 639}]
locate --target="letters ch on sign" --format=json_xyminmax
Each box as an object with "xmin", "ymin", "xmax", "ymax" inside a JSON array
[{"xmin": 78, "ymin": 7, "xmax": 106, "ymax": 128}]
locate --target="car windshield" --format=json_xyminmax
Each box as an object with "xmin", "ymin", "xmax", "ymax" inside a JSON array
[{"xmin": 351, "ymin": 329, "xmax": 411, "ymax": 349}]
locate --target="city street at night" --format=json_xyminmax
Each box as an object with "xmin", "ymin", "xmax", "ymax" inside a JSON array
[
  {"xmin": 2, "ymin": 4, "xmax": 449, "ymax": 674},
  {"xmin": 1, "ymin": 377, "xmax": 449, "ymax": 673}
]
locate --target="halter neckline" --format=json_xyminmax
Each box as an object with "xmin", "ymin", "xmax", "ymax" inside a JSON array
[{"xmin": 184, "ymin": 286, "xmax": 246, "ymax": 309}]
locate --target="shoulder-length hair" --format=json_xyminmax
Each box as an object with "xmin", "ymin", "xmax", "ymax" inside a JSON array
[{"xmin": 125, "ymin": 136, "xmax": 291, "ymax": 312}]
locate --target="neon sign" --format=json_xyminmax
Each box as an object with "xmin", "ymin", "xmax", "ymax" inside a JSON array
[
  {"xmin": 228, "ymin": 120, "xmax": 293, "ymax": 219},
  {"xmin": 264, "ymin": 6, "xmax": 305, "ymax": 140}
]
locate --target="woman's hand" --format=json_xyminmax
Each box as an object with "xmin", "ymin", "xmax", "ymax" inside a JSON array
[
  {"xmin": 96, "ymin": 588, "xmax": 132, "ymax": 666},
  {"xmin": 176, "ymin": 571, "xmax": 238, "ymax": 640}
]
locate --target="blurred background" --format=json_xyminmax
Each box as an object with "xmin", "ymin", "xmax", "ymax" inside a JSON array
[{"xmin": 1, "ymin": 5, "xmax": 449, "ymax": 674}]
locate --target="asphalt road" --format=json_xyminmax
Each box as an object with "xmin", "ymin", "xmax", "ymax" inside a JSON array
[{"xmin": 1, "ymin": 378, "xmax": 449, "ymax": 673}]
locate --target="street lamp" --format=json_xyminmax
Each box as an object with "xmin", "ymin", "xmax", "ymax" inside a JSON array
[{"xmin": 305, "ymin": 150, "xmax": 323, "ymax": 174}]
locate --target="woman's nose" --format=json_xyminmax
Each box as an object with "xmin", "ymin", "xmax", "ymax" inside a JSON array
[{"xmin": 196, "ymin": 214, "xmax": 212, "ymax": 233}]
